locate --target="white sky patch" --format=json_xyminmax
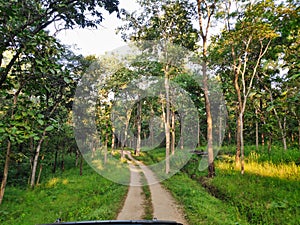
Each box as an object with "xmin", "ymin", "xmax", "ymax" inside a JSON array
[{"xmin": 48, "ymin": 0, "xmax": 139, "ymax": 56}]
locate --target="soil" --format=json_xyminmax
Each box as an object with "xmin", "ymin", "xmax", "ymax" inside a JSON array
[{"xmin": 116, "ymin": 152, "xmax": 188, "ymax": 225}]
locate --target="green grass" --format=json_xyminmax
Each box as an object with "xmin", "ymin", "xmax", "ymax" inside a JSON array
[
  {"xmin": 135, "ymin": 146, "xmax": 300, "ymax": 225},
  {"xmin": 210, "ymin": 166, "xmax": 300, "ymax": 224},
  {"xmin": 163, "ymin": 173, "xmax": 248, "ymax": 224},
  {"xmin": 0, "ymin": 162, "xmax": 128, "ymax": 225},
  {"xmin": 1, "ymin": 145, "xmax": 299, "ymax": 225},
  {"xmin": 140, "ymin": 173, "xmax": 153, "ymax": 220}
]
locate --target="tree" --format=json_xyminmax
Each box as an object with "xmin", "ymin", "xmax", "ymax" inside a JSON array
[
  {"xmin": 211, "ymin": 0, "xmax": 278, "ymax": 173},
  {"xmin": 195, "ymin": 0, "xmax": 221, "ymax": 177},
  {"xmin": 0, "ymin": 0, "xmax": 119, "ymax": 88},
  {"xmin": 0, "ymin": 0, "xmax": 120, "ymax": 204},
  {"xmin": 119, "ymin": 0, "xmax": 198, "ymax": 174}
]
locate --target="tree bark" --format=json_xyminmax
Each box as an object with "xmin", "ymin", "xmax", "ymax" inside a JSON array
[
  {"xmin": 30, "ymin": 130, "xmax": 46, "ymax": 188},
  {"xmin": 0, "ymin": 86, "xmax": 23, "ymax": 204},
  {"xmin": 255, "ymin": 108, "xmax": 259, "ymax": 151},
  {"xmin": 75, "ymin": 150, "xmax": 80, "ymax": 167},
  {"xmin": 171, "ymin": 110, "xmax": 175, "ymax": 155},
  {"xmin": 235, "ymin": 109, "xmax": 241, "ymax": 166},
  {"xmin": 163, "ymin": 74, "xmax": 171, "ymax": 174},
  {"xmin": 111, "ymin": 128, "xmax": 115, "ymax": 150},
  {"xmin": 149, "ymin": 106, "xmax": 155, "ymax": 147},
  {"xmin": 36, "ymin": 155, "xmax": 44, "ymax": 185},
  {"xmin": 136, "ymin": 98, "xmax": 142, "ymax": 156},
  {"xmin": 196, "ymin": 0, "xmax": 217, "ymax": 178},
  {"xmin": 233, "ymin": 57, "xmax": 242, "ymax": 166},
  {"xmin": 0, "ymin": 140, "xmax": 11, "ymax": 205},
  {"xmin": 203, "ymin": 61, "xmax": 215, "ymax": 178},
  {"xmin": 239, "ymin": 112, "xmax": 245, "ymax": 174}
]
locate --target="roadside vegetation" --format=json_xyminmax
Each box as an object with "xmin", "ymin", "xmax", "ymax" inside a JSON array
[
  {"xmin": 134, "ymin": 146, "xmax": 300, "ymax": 225},
  {"xmin": 0, "ymin": 161, "xmax": 127, "ymax": 225}
]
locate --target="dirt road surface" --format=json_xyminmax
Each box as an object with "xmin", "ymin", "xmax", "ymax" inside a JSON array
[
  {"xmin": 116, "ymin": 162, "xmax": 145, "ymax": 220},
  {"xmin": 116, "ymin": 152, "xmax": 188, "ymax": 225}
]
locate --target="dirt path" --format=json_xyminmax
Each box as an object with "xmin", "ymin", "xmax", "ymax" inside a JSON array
[
  {"xmin": 116, "ymin": 152, "xmax": 188, "ymax": 225},
  {"xmin": 116, "ymin": 162, "xmax": 145, "ymax": 220}
]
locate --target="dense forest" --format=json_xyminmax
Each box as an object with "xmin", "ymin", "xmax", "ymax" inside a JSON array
[{"xmin": 0, "ymin": 0, "xmax": 299, "ymax": 224}]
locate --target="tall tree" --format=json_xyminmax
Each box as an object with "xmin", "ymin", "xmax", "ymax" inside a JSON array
[
  {"xmin": 211, "ymin": 0, "xmax": 279, "ymax": 173},
  {"xmin": 119, "ymin": 0, "xmax": 198, "ymax": 173},
  {"xmin": 196, "ymin": 0, "xmax": 220, "ymax": 177},
  {"xmin": 0, "ymin": 0, "xmax": 120, "ymax": 204}
]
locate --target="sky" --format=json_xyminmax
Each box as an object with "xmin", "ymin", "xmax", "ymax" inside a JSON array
[{"xmin": 53, "ymin": 1, "xmax": 139, "ymax": 57}]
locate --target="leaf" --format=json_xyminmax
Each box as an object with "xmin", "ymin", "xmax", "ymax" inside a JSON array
[
  {"xmin": 36, "ymin": 59, "xmax": 43, "ymax": 65},
  {"xmin": 248, "ymin": 92, "xmax": 256, "ymax": 98},
  {"xmin": 33, "ymin": 136, "xmax": 40, "ymax": 141},
  {"xmin": 266, "ymin": 105, "xmax": 275, "ymax": 112},
  {"xmin": 45, "ymin": 125, "xmax": 54, "ymax": 132},
  {"xmin": 290, "ymin": 73, "xmax": 300, "ymax": 80},
  {"xmin": 64, "ymin": 77, "xmax": 71, "ymax": 84},
  {"xmin": 37, "ymin": 119, "xmax": 44, "ymax": 125}
]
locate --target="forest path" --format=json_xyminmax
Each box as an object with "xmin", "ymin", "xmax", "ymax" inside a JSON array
[
  {"xmin": 116, "ymin": 161, "xmax": 145, "ymax": 220},
  {"xmin": 116, "ymin": 151, "xmax": 188, "ymax": 225}
]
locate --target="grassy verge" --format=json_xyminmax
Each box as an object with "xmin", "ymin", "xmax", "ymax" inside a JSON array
[
  {"xmin": 163, "ymin": 172, "xmax": 248, "ymax": 224},
  {"xmin": 140, "ymin": 173, "xmax": 153, "ymax": 220},
  {"xmin": 0, "ymin": 162, "xmax": 128, "ymax": 225},
  {"xmin": 135, "ymin": 146, "xmax": 300, "ymax": 225}
]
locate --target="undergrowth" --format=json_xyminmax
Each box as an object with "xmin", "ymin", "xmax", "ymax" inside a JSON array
[
  {"xmin": 137, "ymin": 145, "xmax": 300, "ymax": 225},
  {"xmin": 0, "ymin": 162, "xmax": 127, "ymax": 225}
]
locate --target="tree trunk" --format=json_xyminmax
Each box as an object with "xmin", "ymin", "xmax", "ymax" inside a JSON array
[
  {"xmin": 180, "ymin": 115, "xmax": 184, "ymax": 150},
  {"xmin": 255, "ymin": 108, "xmax": 259, "ymax": 151},
  {"xmin": 235, "ymin": 111, "xmax": 241, "ymax": 166},
  {"xmin": 260, "ymin": 99, "xmax": 265, "ymax": 146},
  {"xmin": 111, "ymin": 127, "xmax": 115, "ymax": 149},
  {"xmin": 164, "ymin": 74, "xmax": 171, "ymax": 174},
  {"xmin": 239, "ymin": 112, "xmax": 245, "ymax": 174},
  {"xmin": 196, "ymin": 0, "xmax": 217, "ymax": 178},
  {"xmin": 36, "ymin": 155, "xmax": 44, "ymax": 185},
  {"xmin": 0, "ymin": 140, "xmax": 11, "ymax": 205},
  {"xmin": 273, "ymin": 107, "xmax": 287, "ymax": 151},
  {"xmin": 283, "ymin": 115, "xmax": 287, "ymax": 150},
  {"xmin": 171, "ymin": 110, "xmax": 175, "ymax": 155},
  {"xmin": 219, "ymin": 107, "xmax": 223, "ymax": 146},
  {"xmin": 0, "ymin": 86, "xmax": 23, "ymax": 204},
  {"xmin": 148, "ymin": 105, "xmax": 154, "ymax": 147},
  {"xmin": 203, "ymin": 62, "xmax": 215, "ymax": 178},
  {"xmin": 136, "ymin": 98, "xmax": 142, "ymax": 156},
  {"xmin": 75, "ymin": 150, "xmax": 80, "ymax": 167},
  {"xmin": 30, "ymin": 130, "xmax": 46, "ymax": 188},
  {"xmin": 104, "ymin": 122, "xmax": 109, "ymax": 164}
]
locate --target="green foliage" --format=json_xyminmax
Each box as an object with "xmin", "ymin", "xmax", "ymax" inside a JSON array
[
  {"xmin": 0, "ymin": 163, "xmax": 127, "ymax": 225},
  {"xmin": 119, "ymin": 0, "xmax": 199, "ymax": 51},
  {"xmin": 136, "ymin": 145, "xmax": 300, "ymax": 224}
]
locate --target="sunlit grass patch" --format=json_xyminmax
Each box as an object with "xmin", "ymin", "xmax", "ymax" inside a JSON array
[
  {"xmin": 46, "ymin": 177, "xmax": 60, "ymax": 187},
  {"xmin": 45, "ymin": 177, "xmax": 70, "ymax": 187},
  {"xmin": 217, "ymin": 151, "xmax": 300, "ymax": 180}
]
